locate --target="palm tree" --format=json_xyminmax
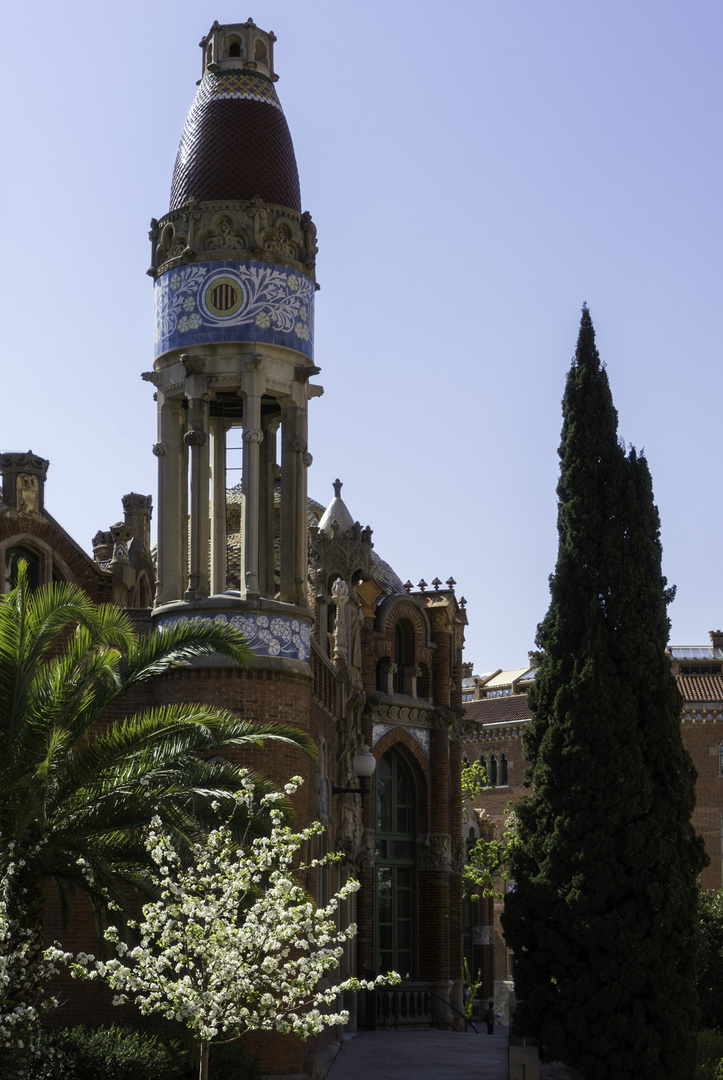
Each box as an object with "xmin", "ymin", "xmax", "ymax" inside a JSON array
[{"xmin": 0, "ymin": 564, "xmax": 314, "ymax": 1067}]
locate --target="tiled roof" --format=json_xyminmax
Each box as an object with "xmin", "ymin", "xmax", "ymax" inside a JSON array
[
  {"xmin": 482, "ymin": 666, "xmax": 533, "ymax": 689},
  {"xmin": 170, "ymin": 70, "xmax": 301, "ymax": 211},
  {"xmin": 464, "ymin": 695, "xmax": 533, "ymax": 725},
  {"xmin": 676, "ymin": 674, "xmax": 723, "ymax": 703}
]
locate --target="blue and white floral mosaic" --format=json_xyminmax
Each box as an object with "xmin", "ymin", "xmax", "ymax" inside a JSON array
[
  {"xmin": 155, "ymin": 261, "xmax": 315, "ymax": 359},
  {"xmin": 157, "ymin": 611, "xmax": 311, "ymax": 663}
]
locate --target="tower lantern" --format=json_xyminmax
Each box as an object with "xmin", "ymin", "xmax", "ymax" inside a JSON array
[{"xmin": 147, "ymin": 18, "xmax": 319, "ymax": 662}]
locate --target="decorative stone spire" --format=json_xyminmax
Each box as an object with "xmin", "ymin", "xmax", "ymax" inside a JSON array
[{"xmin": 318, "ymin": 479, "xmax": 355, "ymax": 537}]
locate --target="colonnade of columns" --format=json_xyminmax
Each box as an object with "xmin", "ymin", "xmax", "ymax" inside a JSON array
[{"xmin": 153, "ymin": 361, "xmax": 309, "ymax": 610}]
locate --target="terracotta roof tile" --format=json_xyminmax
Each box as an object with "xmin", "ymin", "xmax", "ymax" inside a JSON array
[
  {"xmin": 464, "ymin": 695, "xmax": 532, "ymax": 725},
  {"xmin": 676, "ymin": 674, "xmax": 723, "ymax": 703},
  {"xmin": 170, "ymin": 71, "xmax": 301, "ymax": 212}
]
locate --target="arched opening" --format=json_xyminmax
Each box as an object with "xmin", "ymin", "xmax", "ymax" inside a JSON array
[
  {"xmin": 254, "ymin": 38, "xmax": 268, "ymax": 62},
  {"xmin": 488, "ymin": 752, "xmax": 498, "ymax": 786},
  {"xmin": 392, "ymin": 618, "xmax": 415, "ymax": 695},
  {"xmin": 498, "ymin": 751, "xmax": 508, "ymax": 786},
  {"xmin": 4, "ymin": 545, "xmax": 42, "ymax": 592},
  {"xmin": 374, "ymin": 748, "xmax": 417, "ymax": 979}
]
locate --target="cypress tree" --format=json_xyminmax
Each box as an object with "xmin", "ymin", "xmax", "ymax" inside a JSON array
[{"xmin": 502, "ymin": 307, "xmax": 708, "ymax": 1080}]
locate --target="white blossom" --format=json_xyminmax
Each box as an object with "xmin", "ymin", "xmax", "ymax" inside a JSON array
[{"xmin": 75, "ymin": 780, "xmax": 399, "ymax": 1079}]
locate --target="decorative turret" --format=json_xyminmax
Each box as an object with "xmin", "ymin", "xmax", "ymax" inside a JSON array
[{"xmin": 147, "ymin": 20, "xmax": 321, "ymax": 666}]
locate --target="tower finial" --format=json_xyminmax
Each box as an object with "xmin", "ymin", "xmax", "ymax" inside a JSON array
[{"xmin": 333, "ymin": 478, "xmax": 343, "ymax": 498}]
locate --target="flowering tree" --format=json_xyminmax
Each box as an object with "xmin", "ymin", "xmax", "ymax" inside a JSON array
[
  {"xmin": 76, "ymin": 779, "xmax": 396, "ymax": 1080},
  {"xmin": 0, "ymin": 889, "xmax": 72, "ymax": 1062}
]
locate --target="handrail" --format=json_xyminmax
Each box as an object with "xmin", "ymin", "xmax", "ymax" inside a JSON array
[
  {"xmin": 427, "ymin": 990, "xmax": 480, "ymax": 1034},
  {"xmin": 376, "ymin": 986, "xmax": 480, "ymax": 1034}
]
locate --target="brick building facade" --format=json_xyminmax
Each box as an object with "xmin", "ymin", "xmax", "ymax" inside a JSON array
[{"xmin": 0, "ymin": 19, "xmax": 468, "ymax": 1079}]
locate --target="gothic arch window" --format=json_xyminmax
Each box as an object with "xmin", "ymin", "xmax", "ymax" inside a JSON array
[
  {"xmin": 488, "ymin": 752, "xmax": 498, "ymax": 787},
  {"xmin": 392, "ymin": 618, "xmax": 415, "ymax": 695},
  {"xmin": 2, "ymin": 542, "xmax": 67, "ymax": 594},
  {"xmin": 133, "ymin": 572, "xmax": 152, "ymax": 609},
  {"xmin": 499, "ymin": 751, "xmax": 509, "ymax": 786},
  {"xmin": 5, "ymin": 545, "xmax": 42, "ymax": 592},
  {"xmin": 254, "ymin": 38, "xmax": 268, "ymax": 62},
  {"xmin": 374, "ymin": 749, "xmax": 417, "ymax": 979}
]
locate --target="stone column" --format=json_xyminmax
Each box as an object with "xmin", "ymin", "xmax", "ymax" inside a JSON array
[
  {"xmin": 184, "ymin": 392, "xmax": 210, "ymax": 602},
  {"xmin": 279, "ymin": 403, "xmax": 298, "ymax": 604},
  {"xmin": 242, "ymin": 389, "xmax": 263, "ymax": 600},
  {"xmin": 209, "ymin": 417, "xmax": 227, "ymax": 596},
  {"xmin": 154, "ymin": 398, "xmax": 185, "ymax": 605},
  {"xmin": 295, "ymin": 403, "xmax": 310, "ymax": 605},
  {"xmin": 259, "ymin": 416, "xmax": 278, "ymax": 599}
]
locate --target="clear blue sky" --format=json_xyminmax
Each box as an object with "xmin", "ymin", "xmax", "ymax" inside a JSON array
[{"xmin": 2, "ymin": 0, "xmax": 721, "ymax": 670}]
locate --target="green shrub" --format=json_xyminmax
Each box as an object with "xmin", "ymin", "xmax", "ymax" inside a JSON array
[
  {"xmin": 29, "ymin": 1024, "xmax": 188, "ymax": 1080},
  {"xmin": 696, "ymin": 1029, "xmax": 723, "ymax": 1080}
]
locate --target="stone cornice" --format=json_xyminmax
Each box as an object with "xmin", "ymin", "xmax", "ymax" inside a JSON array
[{"xmin": 149, "ymin": 199, "xmax": 317, "ymax": 282}]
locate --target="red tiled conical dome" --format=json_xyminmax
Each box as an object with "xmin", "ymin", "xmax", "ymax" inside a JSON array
[{"xmin": 169, "ymin": 69, "xmax": 301, "ymax": 212}]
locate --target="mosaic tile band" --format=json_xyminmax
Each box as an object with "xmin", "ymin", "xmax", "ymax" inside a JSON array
[
  {"xmin": 157, "ymin": 611, "xmax": 311, "ymax": 664},
  {"xmin": 155, "ymin": 260, "xmax": 315, "ymax": 359},
  {"xmin": 196, "ymin": 70, "xmax": 283, "ymax": 111}
]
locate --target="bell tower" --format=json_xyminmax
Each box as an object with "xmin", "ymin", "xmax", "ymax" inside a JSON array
[{"xmin": 147, "ymin": 19, "xmax": 320, "ymax": 657}]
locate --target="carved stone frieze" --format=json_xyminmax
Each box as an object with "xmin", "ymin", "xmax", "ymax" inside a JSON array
[
  {"xmin": 370, "ymin": 702, "xmax": 434, "ymax": 727},
  {"xmin": 161, "ymin": 380, "xmax": 186, "ymax": 400},
  {"xmin": 151, "ymin": 200, "xmax": 318, "ymax": 282},
  {"xmin": 451, "ymin": 838, "xmax": 467, "ymax": 874},
  {"xmin": 472, "ymin": 925, "xmax": 494, "ymax": 946},
  {"xmin": 417, "ymin": 833, "xmax": 452, "ymax": 872},
  {"xmin": 15, "ymin": 474, "xmax": 42, "ymax": 519},
  {"xmin": 431, "ymin": 709, "xmax": 456, "ymax": 733}
]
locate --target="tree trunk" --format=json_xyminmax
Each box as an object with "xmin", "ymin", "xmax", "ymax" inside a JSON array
[{"xmin": 199, "ymin": 1040, "xmax": 210, "ymax": 1080}]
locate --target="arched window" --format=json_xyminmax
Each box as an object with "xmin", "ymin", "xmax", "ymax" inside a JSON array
[
  {"xmin": 393, "ymin": 623, "xmax": 405, "ymax": 693},
  {"xmin": 392, "ymin": 618, "xmax": 414, "ymax": 695},
  {"xmin": 488, "ymin": 753, "xmax": 498, "ymax": 787},
  {"xmin": 499, "ymin": 751, "xmax": 508, "ymax": 786},
  {"xmin": 4, "ymin": 545, "xmax": 42, "ymax": 592},
  {"xmin": 374, "ymin": 749, "xmax": 417, "ymax": 979}
]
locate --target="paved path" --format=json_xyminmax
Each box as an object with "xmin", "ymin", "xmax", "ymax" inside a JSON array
[{"xmin": 326, "ymin": 1028, "xmax": 509, "ymax": 1080}]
